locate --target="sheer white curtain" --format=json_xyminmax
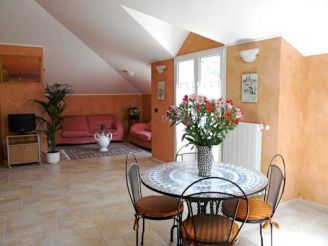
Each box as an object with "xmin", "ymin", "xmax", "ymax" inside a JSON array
[{"xmin": 175, "ymin": 47, "xmax": 226, "ymax": 161}]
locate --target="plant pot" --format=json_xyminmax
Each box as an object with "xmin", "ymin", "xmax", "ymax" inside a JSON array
[
  {"xmin": 197, "ymin": 145, "xmax": 213, "ymax": 177},
  {"xmin": 46, "ymin": 151, "xmax": 60, "ymax": 164}
]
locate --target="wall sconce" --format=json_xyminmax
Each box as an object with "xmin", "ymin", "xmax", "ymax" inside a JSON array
[
  {"xmin": 260, "ymin": 124, "xmax": 270, "ymax": 131},
  {"xmin": 156, "ymin": 65, "xmax": 166, "ymax": 74},
  {"xmin": 239, "ymin": 48, "xmax": 259, "ymax": 63}
]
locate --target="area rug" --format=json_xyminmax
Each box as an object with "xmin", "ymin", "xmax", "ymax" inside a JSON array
[{"xmin": 60, "ymin": 143, "xmax": 147, "ymax": 160}]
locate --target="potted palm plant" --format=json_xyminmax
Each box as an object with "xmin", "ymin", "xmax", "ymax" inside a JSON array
[{"xmin": 34, "ymin": 83, "xmax": 73, "ymax": 164}]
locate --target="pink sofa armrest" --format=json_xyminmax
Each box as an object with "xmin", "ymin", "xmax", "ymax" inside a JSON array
[
  {"xmin": 130, "ymin": 123, "xmax": 148, "ymax": 133},
  {"xmin": 112, "ymin": 120, "xmax": 124, "ymax": 141}
]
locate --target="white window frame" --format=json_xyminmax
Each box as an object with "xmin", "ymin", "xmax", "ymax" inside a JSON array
[{"xmin": 174, "ymin": 46, "xmax": 227, "ymax": 157}]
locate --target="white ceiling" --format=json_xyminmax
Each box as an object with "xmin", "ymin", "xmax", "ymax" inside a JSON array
[
  {"xmin": 1, "ymin": 0, "xmax": 327, "ymax": 94},
  {"xmin": 0, "ymin": 0, "xmax": 188, "ymax": 94},
  {"xmin": 34, "ymin": 0, "xmax": 189, "ymax": 93},
  {"xmin": 119, "ymin": 0, "xmax": 328, "ymax": 56}
]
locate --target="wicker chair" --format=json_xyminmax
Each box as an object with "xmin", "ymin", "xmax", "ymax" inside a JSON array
[
  {"xmin": 177, "ymin": 177, "xmax": 249, "ymax": 246},
  {"xmin": 125, "ymin": 152, "xmax": 183, "ymax": 245},
  {"xmin": 175, "ymin": 144, "xmax": 197, "ymax": 161},
  {"xmin": 222, "ymin": 154, "xmax": 286, "ymax": 246}
]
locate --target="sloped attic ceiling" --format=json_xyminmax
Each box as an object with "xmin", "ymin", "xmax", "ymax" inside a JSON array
[
  {"xmin": 119, "ymin": 0, "xmax": 328, "ymax": 56},
  {"xmin": 0, "ymin": 0, "xmax": 189, "ymax": 94}
]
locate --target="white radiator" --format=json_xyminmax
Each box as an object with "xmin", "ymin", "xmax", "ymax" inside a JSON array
[{"xmin": 222, "ymin": 122, "xmax": 263, "ymax": 171}]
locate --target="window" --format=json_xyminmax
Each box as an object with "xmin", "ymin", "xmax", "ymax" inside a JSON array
[{"xmin": 175, "ymin": 47, "xmax": 226, "ymax": 161}]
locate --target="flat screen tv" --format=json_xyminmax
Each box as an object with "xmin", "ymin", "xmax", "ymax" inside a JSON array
[{"xmin": 8, "ymin": 113, "xmax": 36, "ymax": 133}]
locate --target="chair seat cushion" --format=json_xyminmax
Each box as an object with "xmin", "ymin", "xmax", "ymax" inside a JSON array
[
  {"xmin": 136, "ymin": 130, "xmax": 152, "ymax": 142},
  {"xmin": 180, "ymin": 214, "xmax": 239, "ymax": 244},
  {"xmin": 135, "ymin": 195, "xmax": 182, "ymax": 218},
  {"xmin": 222, "ymin": 196, "xmax": 273, "ymax": 221}
]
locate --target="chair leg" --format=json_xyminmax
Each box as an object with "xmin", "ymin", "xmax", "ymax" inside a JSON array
[
  {"xmin": 141, "ymin": 218, "xmax": 145, "ymax": 245},
  {"xmin": 170, "ymin": 219, "xmax": 176, "ymax": 242},
  {"xmin": 260, "ymin": 223, "xmax": 264, "ymax": 246},
  {"xmin": 270, "ymin": 223, "xmax": 273, "ymax": 246},
  {"xmin": 136, "ymin": 228, "xmax": 139, "ymax": 246}
]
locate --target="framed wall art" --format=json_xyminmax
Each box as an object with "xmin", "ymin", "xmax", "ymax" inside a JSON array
[
  {"xmin": 242, "ymin": 73, "xmax": 258, "ymax": 102},
  {"xmin": 157, "ymin": 81, "xmax": 165, "ymax": 101}
]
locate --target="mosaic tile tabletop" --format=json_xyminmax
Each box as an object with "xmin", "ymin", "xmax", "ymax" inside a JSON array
[{"xmin": 141, "ymin": 161, "xmax": 268, "ymax": 197}]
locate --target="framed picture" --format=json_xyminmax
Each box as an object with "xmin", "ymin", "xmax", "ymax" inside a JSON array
[
  {"xmin": 157, "ymin": 81, "xmax": 165, "ymax": 100},
  {"xmin": 242, "ymin": 73, "xmax": 258, "ymax": 102}
]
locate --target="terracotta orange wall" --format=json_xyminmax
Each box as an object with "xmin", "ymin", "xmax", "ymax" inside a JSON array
[
  {"xmin": 0, "ymin": 45, "xmax": 46, "ymax": 160},
  {"xmin": 142, "ymin": 94, "xmax": 151, "ymax": 123},
  {"xmin": 151, "ymin": 59, "xmax": 175, "ymax": 162},
  {"xmin": 227, "ymin": 38, "xmax": 282, "ymax": 173},
  {"xmin": 277, "ymin": 39, "xmax": 305, "ymax": 200},
  {"xmin": 177, "ymin": 33, "xmax": 223, "ymax": 56},
  {"xmin": 0, "ymin": 83, "xmax": 46, "ymax": 158},
  {"xmin": 151, "ymin": 33, "xmax": 222, "ymax": 162},
  {"xmin": 64, "ymin": 94, "xmax": 145, "ymax": 133},
  {"xmin": 300, "ymin": 54, "xmax": 328, "ymax": 205}
]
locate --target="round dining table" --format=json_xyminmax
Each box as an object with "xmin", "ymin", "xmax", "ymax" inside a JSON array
[{"xmin": 141, "ymin": 161, "xmax": 268, "ymax": 198}]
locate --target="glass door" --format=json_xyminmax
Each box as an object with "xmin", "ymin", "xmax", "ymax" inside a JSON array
[
  {"xmin": 175, "ymin": 59, "xmax": 195, "ymax": 155},
  {"xmin": 175, "ymin": 47, "xmax": 226, "ymax": 161}
]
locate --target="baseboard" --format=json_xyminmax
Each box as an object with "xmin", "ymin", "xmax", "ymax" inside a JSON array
[
  {"xmin": 149, "ymin": 157, "xmax": 163, "ymax": 164},
  {"xmin": 279, "ymin": 198, "xmax": 303, "ymax": 209},
  {"xmin": 279, "ymin": 197, "xmax": 328, "ymax": 213},
  {"xmin": 298, "ymin": 198, "xmax": 328, "ymax": 213}
]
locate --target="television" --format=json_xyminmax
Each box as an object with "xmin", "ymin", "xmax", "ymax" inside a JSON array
[{"xmin": 8, "ymin": 113, "xmax": 36, "ymax": 133}]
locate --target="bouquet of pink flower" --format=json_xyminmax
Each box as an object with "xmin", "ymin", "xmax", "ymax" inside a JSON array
[{"xmin": 163, "ymin": 94, "xmax": 244, "ymax": 146}]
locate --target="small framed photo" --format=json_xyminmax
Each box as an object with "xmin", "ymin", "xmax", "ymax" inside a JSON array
[
  {"xmin": 242, "ymin": 73, "xmax": 258, "ymax": 102},
  {"xmin": 157, "ymin": 81, "xmax": 165, "ymax": 101}
]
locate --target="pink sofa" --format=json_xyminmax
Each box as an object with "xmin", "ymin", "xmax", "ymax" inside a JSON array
[
  {"xmin": 129, "ymin": 123, "xmax": 152, "ymax": 149},
  {"xmin": 57, "ymin": 114, "xmax": 124, "ymax": 145}
]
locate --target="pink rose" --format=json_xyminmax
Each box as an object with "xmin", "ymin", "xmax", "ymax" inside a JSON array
[
  {"xmin": 189, "ymin": 94, "xmax": 197, "ymax": 101},
  {"xmin": 196, "ymin": 96, "xmax": 205, "ymax": 105}
]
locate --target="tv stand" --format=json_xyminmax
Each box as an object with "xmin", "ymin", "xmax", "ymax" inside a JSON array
[{"xmin": 6, "ymin": 134, "xmax": 41, "ymax": 168}]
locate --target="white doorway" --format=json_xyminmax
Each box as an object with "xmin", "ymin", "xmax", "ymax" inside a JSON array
[{"xmin": 174, "ymin": 47, "xmax": 226, "ymax": 161}]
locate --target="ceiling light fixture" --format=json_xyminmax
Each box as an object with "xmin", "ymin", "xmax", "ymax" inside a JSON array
[
  {"xmin": 239, "ymin": 48, "xmax": 259, "ymax": 63},
  {"xmin": 122, "ymin": 70, "xmax": 136, "ymax": 77}
]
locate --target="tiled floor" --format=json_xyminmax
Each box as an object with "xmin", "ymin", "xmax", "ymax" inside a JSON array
[{"xmin": 0, "ymin": 152, "xmax": 327, "ymax": 245}]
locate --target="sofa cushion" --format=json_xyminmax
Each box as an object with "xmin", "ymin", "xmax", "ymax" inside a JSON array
[
  {"xmin": 136, "ymin": 130, "xmax": 152, "ymax": 142},
  {"xmin": 62, "ymin": 116, "xmax": 89, "ymax": 131},
  {"xmin": 87, "ymin": 115, "xmax": 114, "ymax": 132},
  {"xmin": 61, "ymin": 130, "xmax": 91, "ymax": 138},
  {"xmin": 90, "ymin": 129, "xmax": 117, "ymax": 136}
]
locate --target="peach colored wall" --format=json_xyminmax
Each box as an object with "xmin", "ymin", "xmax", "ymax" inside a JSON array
[
  {"xmin": 142, "ymin": 94, "xmax": 151, "ymax": 123},
  {"xmin": 300, "ymin": 54, "xmax": 328, "ymax": 205},
  {"xmin": 177, "ymin": 33, "xmax": 223, "ymax": 56},
  {"xmin": 64, "ymin": 95, "xmax": 145, "ymax": 134},
  {"xmin": 151, "ymin": 60, "xmax": 175, "ymax": 162},
  {"xmin": 277, "ymin": 39, "xmax": 305, "ymax": 200},
  {"xmin": 227, "ymin": 38, "xmax": 282, "ymax": 173}
]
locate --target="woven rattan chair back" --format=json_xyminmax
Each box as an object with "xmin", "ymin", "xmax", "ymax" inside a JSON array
[
  {"xmin": 125, "ymin": 152, "xmax": 142, "ymax": 211},
  {"xmin": 175, "ymin": 144, "xmax": 197, "ymax": 161},
  {"xmin": 264, "ymin": 154, "xmax": 286, "ymax": 215},
  {"xmin": 178, "ymin": 177, "xmax": 249, "ymax": 245}
]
